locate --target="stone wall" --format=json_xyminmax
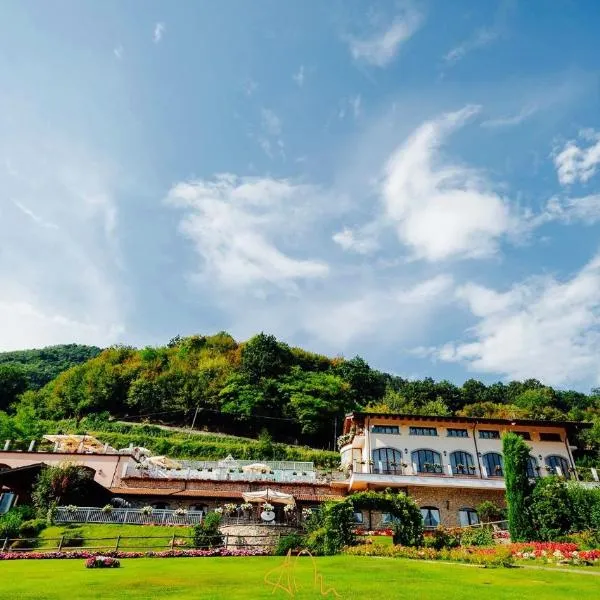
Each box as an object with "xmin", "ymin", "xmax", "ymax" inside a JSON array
[
  {"xmin": 355, "ymin": 486, "xmax": 505, "ymax": 529},
  {"xmin": 221, "ymin": 524, "xmax": 297, "ymax": 550}
]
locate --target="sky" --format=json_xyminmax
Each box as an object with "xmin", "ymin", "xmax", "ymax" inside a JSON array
[{"xmin": 1, "ymin": 1, "xmax": 600, "ymax": 392}]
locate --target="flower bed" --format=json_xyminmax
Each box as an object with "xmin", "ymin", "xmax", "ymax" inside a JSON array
[
  {"xmin": 85, "ymin": 556, "xmax": 120, "ymax": 569},
  {"xmin": 0, "ymin": 547, "xmax": 268, "ymax": 561},
  {"xmin": 509, "ymin": 542, "xmax": 600, "ymax": 565},
  {"xmin": 344, "ymin": 544, "xmax": 515, "ymax": 568}
]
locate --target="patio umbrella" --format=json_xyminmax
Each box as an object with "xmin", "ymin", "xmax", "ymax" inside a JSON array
[
  {"xmin": 146, "ymin": 456, "xmax": 182, "ymax": 469},
  {"xmin": 242, "ymin": 488, "xmax": 295, "ymax": 505},
  {"xmin": 242, "ymin": 463, "xmax": 271, "ymax": 473}
]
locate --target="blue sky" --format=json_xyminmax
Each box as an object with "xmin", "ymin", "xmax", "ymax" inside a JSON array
[{"xmin": 1, "ymin": 1, "xmax": 600, "ymax": 392}]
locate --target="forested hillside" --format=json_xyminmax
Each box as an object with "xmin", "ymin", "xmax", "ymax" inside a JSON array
[
  {"xmin": 0, "ymin": 333, "xmax": 598, "ymax": 462},
  {"xmin": 0, "ymin": 344, "xmax": 101, "ymax": 412}
]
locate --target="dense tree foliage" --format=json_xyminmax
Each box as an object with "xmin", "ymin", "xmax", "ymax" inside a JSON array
[
  {"xmin": 502, "ymin": 432, "xmax": 535, "ymax": 542},
  {"xmin": 0, "ymin": 344, "xmax": 101, "ymax": 391},
  {"xmin": 0, "ymin": 333, "xmax": 599, "ymax": 458}
]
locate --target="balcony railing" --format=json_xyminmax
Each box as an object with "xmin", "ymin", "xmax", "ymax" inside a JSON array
[{"xmin": 55, "ymin": 506, "xmax": 204, "ymax": 526}]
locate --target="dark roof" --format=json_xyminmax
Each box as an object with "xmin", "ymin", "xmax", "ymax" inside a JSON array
[
  {"xmin": 346, "ymin": 411, "xmax": 592, "ymax": 433},
  {"xmin": 0, "ymin": 463, "xmax": 44, "ymax": 481}
]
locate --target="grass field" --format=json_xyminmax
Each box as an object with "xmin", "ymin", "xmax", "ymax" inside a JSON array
[
  {"xmin": 0, "ymin": 556, "xmax": 598, "ymax": 600},
  {"xmin": 38, "ymin": 524, "xmax": 192, "ymax": 550}
]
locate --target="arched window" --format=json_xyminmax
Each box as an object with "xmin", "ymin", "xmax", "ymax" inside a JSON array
[
  {"xmin": 483, "ymin": 452, "xmax": 504, "ymax": 477},
  {"xmin": 0, "ymin": 464, "xmax": 11, "ymax": 472},
  {"xmin": 450, "ymin": 451, "xmax": 475, "ymax": 475},
  {"xmin": 420, "ymin": 506, "xmax": 441, "ymax": 528},
  {"xmin": 412, "ymin": 449, "xmax": 443, "ymax": 474},
  {"xmin": 191, "ymin": 504, "xmax": 209, "ymax": 514},
  {"xmin": 545, "ymin": 455, "xmax": 571, "ymax": 479},
  {"xmin": 458, "ymin": 508, "xmax": 479, "ymax": 526},
  {"xmin": 372, "ymin": 448, "xmax": 403, "ymax": 474},
  {"xmin": 152, "ymin": 502, "xmax": 169, "ymax": 510},
  {"xmin": 526, "ymin": 456, "xmax": 540, "ymax": 479}
]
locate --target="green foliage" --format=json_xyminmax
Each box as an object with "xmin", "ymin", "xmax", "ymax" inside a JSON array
[
  {"xmin": 502, "ymin": 432, "xmax": 535, "ymax": 542},
  {"xmin": 61, "ymin": 527, "xmax": 85, "ymax": 547},
  {"xmin": 476, "ymin": 501, "xmax": 505, "ymax": 523},
  {"xmin": 0, "ymin": 509, "xmax": 24, "ymax": 539},
  {"xmin": 0, "ymin": 364, "xmax": 28, "ymax": 411},
  {"xmin": 241, "ymin": 333, "xmax": 293, "ymax": 382},
  {"xmin": 19, "ymin": 518, "xmax": 47, "ymax": 538},
  {"xmin": 529, "ymin": 477, "xmax": 575, "ymax": 540},
  {"xmin": 274, "ymin": 533, "xmax": 306, "ymax": 555},
  {"xmin": 32, "ymin": 464, "xmax": 96, "ymax": 515},
  {"xmin": 459, "ymin": 527, "xmax": 494, "ymax": 547},
  {"xmin": 422, "ymin": 526, "xmax": 461, "ymax": 550},
  {"xmin": 192, "ymin": 512, "xmax": 223, "ymax": 548}
]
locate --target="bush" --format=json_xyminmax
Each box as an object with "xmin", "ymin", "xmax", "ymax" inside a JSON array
[
  {"xmin": 529, "ymin": 477, "xmax": 573, "ymax": 541},
  {"xmin": 85, "ymin": 556, "xmax": 120, "ymax": 568},
  {"xmin": 0, "ymin": 510, "xmax": 23, "ymax": 540},
  {"xmin": 192, "ymin": 512, "xmax": 223, "ymax": 548},
  {"xmin": 476, "ymin": 501, "xmax": 505, "ymax": 523},
  {"xmin": 19, "ymin": 519, "xmax": 47, "ymax": 538},
  {"xmin": 423, "ymin": 526, "xmax": 461, "ymax": 550},
  {"xmin": 61, "ymin": 528, "xmax": 84, "ymax": 548},
  {"xmin": 460, "ymin": 527, "xmax": 494, "ymax": 547},
  {"xmin": 274, "ymin": 533, "xmax": 306, "ymax": 556}
]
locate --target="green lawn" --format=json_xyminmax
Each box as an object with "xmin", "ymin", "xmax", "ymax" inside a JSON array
[
  {"xmin": 38, "ymin": 524, "xmax": 192, "ymax": 550},
  {"xmin": 0, "ymin": 556, "xmax": 598, "ymax": 600}
]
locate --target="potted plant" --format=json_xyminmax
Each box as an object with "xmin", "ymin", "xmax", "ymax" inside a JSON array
[
  {"xmin": 101, "ymin": 504, "xmax": 113, "ymax": 514},
  {"xmin": 174, "ymin": 507, "xmax": 188, "ymax": 516},
  {"xmin": 140, "ymin": 506, "xmax": 153, "ymax": 516},
  {"xmin": 65, "ymin": 505, "xmax": 77, "ymax": 514}
]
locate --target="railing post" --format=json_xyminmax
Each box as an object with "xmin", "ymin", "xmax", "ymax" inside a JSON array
[
  {"xmin": 1, "ymin": 538, "xmax": 8, "ymax": 552},
  {"xmin": 86, "ymin": 508, "xmax": 92, "ymax": 524},
  {"xmin": 3, "ymin": 440, "xmax": 10, "ymax": 451},
  {"xmin": 28, "ymin": 440, "xmax": 36, "ymax": 452},
  {"xmin": 591, "ymin": 467, "xmax": 599, "ymax": 482},
  {"xmin": 124, "ymin": 510, "xmax": 129, "ymax": 525},
  {"xmin": 115, "ymin": 535, "xmax": 121, "ymax": 551},
  {"xmin": 57, "ymin": 535, "xmax": 64, "ymax": 551}
]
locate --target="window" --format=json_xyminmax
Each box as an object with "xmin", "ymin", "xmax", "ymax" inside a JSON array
[
  {"xmin": 421, "ymin": 507, "xmax": 441, "ymax": 528},
  {"xmin": 545, "ymin": 455, "xmax": 571, "ymax": 479},
  {"xmin": 412, "ymin": 449, "xmax": 443, "ymax": 474},
  {"xmin": 372, "ymin": 448, "xmax": 403, "ymax": 474},
  {"xmin": 353, "ymin": 511, "xmax": 364, "ymax": 524},
  {"xmin": 526, "ymin": 456, "xmax": 539, "ymax": 479},
  {"xmin": 459, "ymin": 508, "xmax": 479, "ymax": 527},
  {"xmin": 479, "ymin": 430, "xmax": 500, "ymax": 439},
  {"xmin": 191, "ymin": 504, "xmax": 209, "ymax": 514},
  {"xmin": 513, "ymin": 431, "xmax": 531, "ymax": 440},
  {"xmin": 152, "ymin": 502, "xmax": 169, "ymax": 510},
  {"xmin": 372, "ymin": 425, "xmax": 400, "ymax": 435},
  {"xmin": 409, "ymin": 427, "xmax": 438, "ymax": 436},
  {"xmin": 381, "ymin": 513, "xmax": 395, "ymax": 524},
  {"xmin": 450, "ymin": 451, "xmax": 475, "ymax": 475},
  {"xmin": 539, "ymin": 432, "xmax": 562, "ymax": 442},
  {"xmin": 0, "ymin": 492, "xmax": 16, "ymax": 515},
  {"xmin": 483, "ymin": 452, "xmax": 504, "ymax": 477},
  {"xmin": 0, "ymin": 464, "xmax": 11, "ymax": 472},
  {"xmin": 447, "ymin": 428, "xmax": 468, "ymax": 438}
]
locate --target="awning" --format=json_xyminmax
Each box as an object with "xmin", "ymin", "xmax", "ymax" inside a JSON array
[
  {"xmin": 242, "ymin": 488, "xmax": 295, "ymax": 505},
  {"xmin": 43, "ymin": 435, "xmax": 114, "ymax": 454}
]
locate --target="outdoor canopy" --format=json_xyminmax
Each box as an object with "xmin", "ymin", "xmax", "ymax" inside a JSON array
[{"xmin": 241, "ymin": 488, "xmax": 295, "ymax": 505}]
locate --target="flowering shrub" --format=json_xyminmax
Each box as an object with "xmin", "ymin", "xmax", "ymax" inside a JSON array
[
  {"xmin": 0, "ymin": 548, "xmax": 268, "ymax": 561},
  {"xmin": 302, "ymin": 508, "xmax": 313, "ymax": 519},
  {"xmin": 262, "ymin": 503, "xmax": 274, "ymax": 512},
  {"xmin": 65, "ymin": 505, "xmax": 77, "ymax": 514},
  {"xmin": 101, "ymin": 505, "xmax": 113, "ymax": 514},
  {"xmin": 223, "ymin": 503, "xmax": 237, "ymax": 515},
  {"xmin": 213, "ymin": 507, "xmax": 224, "ymax": 514},
  {"xmin": 283, "ymin": 504, "xmax": 296, "ymax": 513},
  {"xmin": 174, "ymin": 508, "xmax": 188, "ymax": 516},
  {"xmin": 354, "ymin": 529, "xmax": 393, "ymax": 537},
  {"xmin": 240, "ymin": 503, "xmax": 253, "ymax": 511},
  {"xmin": 140, "ymin": 506, "xmax": 153, "ymax": 515},
  {"xmin": 85, "ymin": 556, "xmax": 120, "ymax": 569}
]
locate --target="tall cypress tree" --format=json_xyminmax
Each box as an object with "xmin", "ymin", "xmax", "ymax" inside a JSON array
[{"xmin": 502, "ymin": 432, "xmax": 534, "ymax": 541}]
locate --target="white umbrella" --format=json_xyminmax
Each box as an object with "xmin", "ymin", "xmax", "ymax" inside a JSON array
[
  {"xmin": 242, "ymin": 463, "xmax": 272, "ymax": 473},
  {"xmin": 242, "ymin": 488, "xmax": 295, "ymax": 505},
  {"xmin": 146, "ymin": 456, "xmax": 182, "ymax": 469}
]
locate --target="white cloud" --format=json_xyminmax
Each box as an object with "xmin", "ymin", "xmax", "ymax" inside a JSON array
[
  {"xmin": 538, "ymin": 194, "xmax": 600, "ymax": 226},
  {"xmin": 338, "ymin": 95, "xmax": 362, "ymax": 121},
  {"xmin": 481, "ymin": 105, "xmax": 538, "ymax": 128},
  {"xmin": 261, "ymin": 109, "xmax": 282, "ymax": 137},
  {"xmin": 444, "ymin": 27, "xmax": 499, "ymax": 65},
  {"xmin": 257, "ymin": 109, "xmax": 284, "ymax": 159},
  {"xmin": 0, "ymin": 137, "xmax": 125, "ymax": 351},
  {"xmin": 348, "ymin": 7, "xmax": 423, "ymax": 67},
  {"xmin": 434, "ymin": 254, "xmax": 600, "ymax": 386},
  {"xmin": 113, "ymin": 45, "xmax": 123, "ymax": 60},
  {"xmin": 166, "ymin": 175, "xmax": 330, "ymax": 291},
  {"xmin": 332, "ymin": 226, "xmax": 379, "ymax": 254},
  {"xmin": 292, "ymin": 65, "xmax": 305, "ymax": 87},
  {"xmin": 153, "ymin": 22, "xmax": 165, "ymax": 43},
  {"xmin": 554, "ymin": 129, "xmax": 600, "ymax": 185},
  {"xmin": 381, "ymin": 105, "xmax": 512, "ymax": 261}
]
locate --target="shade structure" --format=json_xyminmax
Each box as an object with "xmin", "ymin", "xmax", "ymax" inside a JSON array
[
  {"xmin": 242, "ymin": 488, "xmax": 295, "ymax": 505},
  {"xmin": 145, "ymin": 455, "xmax": 182, "ymax": 469},
  {"xmin": 43, "ymin": 435, "xmax": 113, "ymax": 454},
  {"xmin": 242, "ymin": 463, "xmax": 272, "ymax": 473}
]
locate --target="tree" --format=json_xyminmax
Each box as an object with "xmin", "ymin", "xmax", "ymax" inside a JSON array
[
  {"xmin": 529, "ymin": 477, "xmax": 573, "ymax": 541},
  {"xmin": 241, "ymin": 333, "xmax": 293, "ymax": 382},
  {"xmin": 334, "ymin": 356, "xmax": 386, "ymax": 405},
  {"xmin": 0, "ymin": 364, "xmax": 28, "ymax": 411},
  {"xmin": 503, "ymin": 432, "xmax": 535, "ymax": 542}
]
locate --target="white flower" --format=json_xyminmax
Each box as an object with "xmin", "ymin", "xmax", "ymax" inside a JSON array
[
  {"xmin": 140, "ymin": 506, "xmax": 153, "ymax": 515},
  {"xmin": 262, "ymin": 503, "xmax": 274, "ymax": 512},
  {"xmin": 240, "ymin": 503, "xmax": 253, "ymax": 511},
  {"xmin": 174, "ymin": 508, "xmax": 188, "ymax": 516},
  {"xmin": 214, "ymin": 507, "xmax": 224, "ymax": 514},
  {"xmin": 302, "ymin": 508, "xmax": 313, "ymax": 518},
  {"xmin": 283, "ymin": 504, "xmax": 296, "ymax": 513}
]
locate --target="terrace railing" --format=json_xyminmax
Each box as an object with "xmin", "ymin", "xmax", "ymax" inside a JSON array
[{"xmin": 55, "ymin": 507, "xmax": 204, "ymax": 526}]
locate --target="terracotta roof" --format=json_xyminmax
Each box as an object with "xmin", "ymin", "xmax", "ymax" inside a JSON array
[{"xmin": 109, "ymin": 487, "xmax": 244, "ymax": 499}]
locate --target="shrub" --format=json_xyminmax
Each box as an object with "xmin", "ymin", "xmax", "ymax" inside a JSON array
[
  {"xmin": 0, "ymin": 510, "xmax": 23, "ymax": 540},
  {"xmin": 85, "ymin": 556, "xmax": 120, "ymax": 568},
  {"xmin": 61, "ymin": 528, "xmax": 84, "ymax": 548},
  {"xmin": 192, "ymin": 512, "xmax": 223, "ymax": 548},
  {"xmin": 19, "ymin": 519, "xmax": 47, "ymax": 538},
  {"xmin": 460, "ymin": 527, "xmax": 494, "ymax": 547},
  {"xmin": 423, "ymin": 526, "xmax": 461, "ymax": 550},
  {"xmin": 274, "ymin": 533, "xmax": 306, "ymax": 556},
  {"xmin": 529, "ymin": 477, "xmax": 573, "ymax": 540},
  {"xmin": 476, "ymin": 501, "xmax": 505, "ymax": 523}
]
